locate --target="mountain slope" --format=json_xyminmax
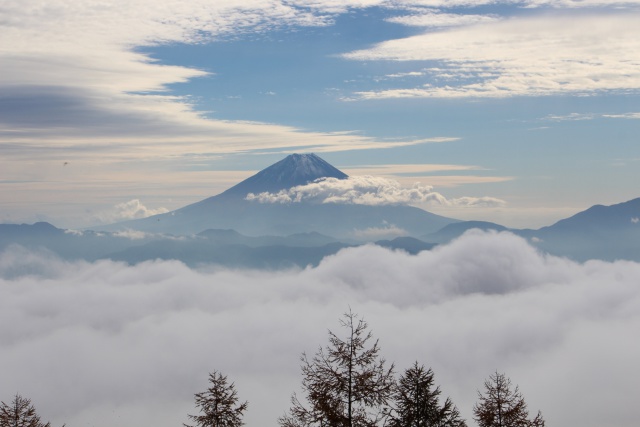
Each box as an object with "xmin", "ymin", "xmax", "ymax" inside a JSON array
[
  {"xmin": 218, "ymin": 153, "xmax": 348, "ymax": 198},
  {"xmin": 538, "ymin": 198, "xmax": 640, "ymax": 234},
  {"xmin": 420, "ymin": 198, "xmax": 640, "ymax": 262},
  {"xmin": 527, "ymin": 197, "xmax": 640, "ymax": 261},
  {"xmin": 95, "ymin": 153, "xmax": 459, "ymax": 237}
]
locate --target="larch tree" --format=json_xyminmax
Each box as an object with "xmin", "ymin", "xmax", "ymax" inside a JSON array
[
  {"xmin": 388, "ymin": 362, "xmax": 467, "ymax": 427},
  {"xmin": 185, "ymin": 371, "xmax": 248, "ymax": 427},
  {"xmin": 279, "ymin": 310, "xmax": 395, "ymax": 427},
  {"xmin": 473, "ymin": 372, "xmax": 545, "ymax": 427},
  {"xmin": 0, "ymin": 394, "xmax": 54, "ymax": 427}
]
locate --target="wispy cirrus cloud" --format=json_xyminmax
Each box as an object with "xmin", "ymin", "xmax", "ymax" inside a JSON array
[
  {"xmin": 246, "ymin": 175, "xmax": 506, "ymax": 207},
  {"xmin": 602, "ymin": 112, "xmax": 640, "ymax": 119},
  {"xmin": 344, "ymin": 14, "xmax": 640, "ymax": 99},
  {"xmin": 341, "ymin": 164, "xmax": 513, "ymax": 188},
  {"xmin": 525, "ymin": 0, "xmax": 640, "ymax": 6},
  {"xmin": 6, "ymin": 0, "xmax": 638, "ymax": 162},
  {"xmin": 543, "ymin": 112, "xmax": 640, "ymax": 121},
  {"xmin": 386, "ymin": 9, "xmax": 499, "ymax": 28},
  {"xmin": 1, "ymin": 0, "xmax": 458, "ymax": 165}
]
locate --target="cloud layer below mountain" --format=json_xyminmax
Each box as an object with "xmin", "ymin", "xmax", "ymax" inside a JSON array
[
  {"xmin": 1, "ymin": 230, "xmax": 639, "ymax": 427},
  {"xmin": 246, "ymin": 176, "xmax": 506, "ymax": 207}
]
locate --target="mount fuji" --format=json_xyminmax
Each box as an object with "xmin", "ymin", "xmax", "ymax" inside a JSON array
[
  {"xmin": 4, "ymin": 154, "xmax": 640, "ymax": 265},
  {"xmin": 96, "ymin": 153, "xmax": 459, "ymax": 238}
]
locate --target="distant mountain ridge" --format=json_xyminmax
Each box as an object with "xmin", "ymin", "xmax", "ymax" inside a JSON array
[
  {"xmin": 0, "ymin": 223, "xmax": 437, "ymax": 269},
  {"xmin": 8, "ymin": 151, "xmax": 632, "ymax": 263},
  {"xmin": 421, "ymin": 198, "xmax": 640, "ymax": 262},
  {"xmin": 2, "ymin": 196, "xmax": 640, "ymax": 265},
  {"xmin": 539, "ymin": 198, "xmax": 640, "ymax": 233},
  {"xmin": 528, "ymin": 197, "xmax": 640, "ymax": 261}
]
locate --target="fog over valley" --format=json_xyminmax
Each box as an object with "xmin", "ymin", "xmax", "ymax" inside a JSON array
[{"xmin": 2, "ymin": 231, "xmax": 639, "ymax": 427}]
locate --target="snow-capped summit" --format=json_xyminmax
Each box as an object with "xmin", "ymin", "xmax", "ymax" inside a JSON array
[{"xmin": 221, "ymin": 153, "xmax": 348, "ymax": 198}]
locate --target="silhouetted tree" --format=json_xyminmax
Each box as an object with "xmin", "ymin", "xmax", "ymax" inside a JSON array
[
  {"xmin": 185, "ymin": 371, "xmax": 248, "ymax": 427},
  {"xmin": 0, "ymin": 394, "xmax": 53, "ymax": 427},
  {"xmin": 279, "ymin": 310, "xmax": 395, "ymax": 427},
  {"xmin": 473, "ymin": 372, "xmax": 545, "ymax": 427},
  {"xmin": 388, "ymin": 362, "xmax": 467, "ymax": 427},
  {"xmin": 528, "ymin": 412, "xmax": 545, "ymax": 427}
]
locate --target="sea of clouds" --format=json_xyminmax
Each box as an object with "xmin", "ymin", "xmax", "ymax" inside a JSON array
[{"xmin": 1, "ymin": 230, "xmax": 639, "ymax": 427}]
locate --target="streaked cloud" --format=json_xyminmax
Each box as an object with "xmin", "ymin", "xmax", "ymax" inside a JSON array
[
  {"xmin": 341, "ymin": 164, "xmax": 513, "ymax": 187},
  {"xmin": 342, "ymin": 164, "xmax": 482, "ymax": 175},
  {"xmin": 386, "ymin": 9, "xmax": 498, "ymax": 28},
  {"xmin": 543, "ymin": 113, "xmax": 598, "ymax": 121},
  {"xmin": 525, "ymin": 0, "xmax": 640, "ymax": 6},
  {"xmin": 350, "ymin": 223, "xmax": 408, "ymax": 239},
  {"xmin": 602, "ymin": 112, "xmax": 640, "ymax": 119},
  {"xmin": 0, "ymin": 0, "xmax": 458, "ymax": 168},
  {"xmin": 394, "ymin": 0, "xmax": 640, "ymax": 6},
  {"xmin": 385, "ymin": 71, "xmax": 426, "ymax": 78},
  {"xmin": 246, "ymin": 175, "xmax": 506, "ymax": 207},
  {"xmin": 544, "ymin": 111, "xmax": 640, "ymax": 121},
  {"xmin": 5, "ymin": 0, "xmax": 636, "ymax": 165},
  {"xmin": 344, "ymin": 14, "xmax": 640, "ymax": 98}
]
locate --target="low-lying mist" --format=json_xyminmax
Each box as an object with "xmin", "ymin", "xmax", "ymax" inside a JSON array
[{"xmin": 1, "ymin": 230, "xmax": 639, "ymax": 427}]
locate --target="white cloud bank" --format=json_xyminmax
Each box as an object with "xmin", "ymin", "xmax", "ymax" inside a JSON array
[
  {"xmin": 345, "ymin": 14, "xmax": 640, "ymax": 98},
  {"xmin": 246, "ymin": 176, "xmax": 506, "ymax": 207},
  {"xmin": 92, "ymin": 199, "xmax": 169, "ymax": 225},
  {"xmin": 1, "ymin": 230, "xmax": 640, "ymax": 427}
]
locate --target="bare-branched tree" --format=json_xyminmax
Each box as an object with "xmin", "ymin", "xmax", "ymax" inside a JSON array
[
  {"xmin": 0, "ymin": 394, "xmax": 55, "ymax": 427},
  {"xmin": 388, "ymin": 362, "xmax": 467, "ymax": 427},
  {"xmin": 473, "ymin": 372, "xmax": 545, "ymax": 427},
  {"xmin": 279, "ymin": 310, "xmax": 395, "ymax": 427},
  {"xmin": 185, "ymin": 371, "xmax": 248, "ymax": 427}
]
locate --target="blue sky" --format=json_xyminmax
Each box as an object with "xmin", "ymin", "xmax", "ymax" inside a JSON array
[{"xmin": 1, "ymin": 0, "xmax": 639, "ymax": 228}]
